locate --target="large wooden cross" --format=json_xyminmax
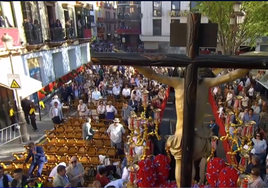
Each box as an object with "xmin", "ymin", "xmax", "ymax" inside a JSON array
[{"xmin": 91, "ymin": 13, "xmax": 268, "ymax": 187}]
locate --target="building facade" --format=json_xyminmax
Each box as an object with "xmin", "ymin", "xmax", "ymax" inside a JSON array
[
  {"xmin": 95, "ymin": 1, "xmax": 117, "ymax": 41},
  {"xmin": 0, "ymin": 1, "xmax": 93, "ymax": 127},
  {"xmin": 140, "ymin": 1, "xmax": 208, "ymax": 53},
  {"xmin": 117, "ymin": 1, "xmax": 141, "ymax": 47}
]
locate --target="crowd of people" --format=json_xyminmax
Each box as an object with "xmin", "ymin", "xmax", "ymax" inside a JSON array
[
  {"xmin": 212, "ymin": 69, "xmax": 268, "ymax": 186},
  {"xmin": 0, "ymin": 62, "xmax": 172, "ymax": 188},
  {"xmin": 90, "ymin": 41, "xmax": 144, "ymax": 53}
]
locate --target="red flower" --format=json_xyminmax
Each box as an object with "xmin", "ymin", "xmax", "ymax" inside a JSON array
[
  {"xmin": 137, "ymin": 159, "xmax": 157, "ymax": 187},
  {"xmin": 206, "ymin": 158, "xmax": 226, "ymax": 187},
  {"xmin": 218, "ymin": 166, "xmax": 239, "ymax": 187},
  {"xmin": 153, "ymin": 154, "xmax": 171, "ymax": 185}
]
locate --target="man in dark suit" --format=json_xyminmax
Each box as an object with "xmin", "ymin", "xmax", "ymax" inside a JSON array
[
  {"xmin": 11, "ymin": 168, "xmax": 28, "ymax": 187},
  {"xmin": 128, "ymin": 96, "xmax": 138, "ymax": 113},
  {"xmin": 209, "ymin": 120, "xmax": 219, "ymax": 137},
  {"xmin": 21, "ymin": 97, "xmax": 31, "ymax": 124},
  {"xmin": 24, "ymin": 142, "xmax": 46, "ymax": 177}
]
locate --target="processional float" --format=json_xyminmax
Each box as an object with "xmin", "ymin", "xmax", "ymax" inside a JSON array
[{"xmin": 92, "ymin": 11, "xmax": 268, "ymax": 188}]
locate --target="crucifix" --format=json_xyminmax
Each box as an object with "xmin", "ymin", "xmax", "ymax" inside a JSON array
[{"xmin": 91, "ymin": 13, "xmax": 268, "ymax": 187}]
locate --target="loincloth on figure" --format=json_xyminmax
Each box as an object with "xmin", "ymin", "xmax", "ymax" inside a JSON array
[{"xmin": 166, "ymin": 125, "xmax": 212, "ymax": 160}]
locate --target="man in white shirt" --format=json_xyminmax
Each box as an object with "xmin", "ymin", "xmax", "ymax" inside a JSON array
[
  {"xmin": 50, "ymin": 95, "xmax": 62, "ymax": 108},
  {"xmin": 122, "ymin": 85, "xmax": 131, "ymax": 99},
  {"xmin": 107, "ymin": 118, "xmax": 125, "ymax": 149},
  {"xmin": 112, "ymin": 83, "xmax": 121, "ymax": 99},
  {"xmin": 92, "ymin": 87, "xmax": 102, "ymax": 105},
  {"xmin": 245, "ymin": 75, "xmax": 251, "ymax": 88},
  {"xmin": 49, "ymin": 162, "xmax": 66, "ymax": 179},
  {"xmin": 49, "ymin": 101, "xmax": 63, "ymax": 125},
  {"xmin": 131, "ymin": 86, "xmax": 141, "ymax": 102}
]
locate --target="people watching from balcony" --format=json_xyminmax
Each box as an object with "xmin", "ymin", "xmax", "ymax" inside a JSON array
[
  {"xmin": 23, "ymin": 18, "xmax": 42, "ymax": 45},
  {"xmin": 0, "ymin": 15, "xmax": 13, "ymax": 27}
]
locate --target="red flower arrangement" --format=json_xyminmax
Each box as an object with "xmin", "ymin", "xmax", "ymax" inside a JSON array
[
  {"xmin": 218, "ymin": 166, "xmax": 240, "ymax": 187},
  {"xmin": 206, "ymin": 157, "xmax": 226, "ymax": 187},
  {"xmin": 137, "ymin": 158, "xmax": 157, "ymax": 187},
  {"xmin": 153, "ymin": 154, "xmax": 171, "ymax": 185}
]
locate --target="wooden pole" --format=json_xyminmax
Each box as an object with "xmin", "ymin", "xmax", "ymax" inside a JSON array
[{"xmin": 181, "ymin": 13, "xmax": 200, "ymax": 187}]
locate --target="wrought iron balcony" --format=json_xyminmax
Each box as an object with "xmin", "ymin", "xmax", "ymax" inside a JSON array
[
  {"xmin": 118, "ymin": 14, "xmax": 141, "ymax": 20},
  {"xmin": 104, "ymin": 18, "xmax": 117, "ymax": 23},
  {"xmin": 45, "ymin": 27, "xmax": 76, "ymax": 42},
  {"xmin": 24, "ymin": 29, "xmax": 43, "ymax": 45},
  {"xmin": 97, "ymin": 17, "xmax": 104, "ymax": 22}
]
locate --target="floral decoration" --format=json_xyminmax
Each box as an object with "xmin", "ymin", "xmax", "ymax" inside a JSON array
[
  {"xmin": 137, "ymin": 158, "xmax": 157, "ymax": 187},
  {"xmin": 153, "ymin": 154, "xmax": 171, "ymax": 185},
  {"xmin": 206, "ymin": 157, "xmax": 226, "ymax": 187},
  {"xmin": 218, "ymin": 166, "xmax": 240, "ymax": 187}
]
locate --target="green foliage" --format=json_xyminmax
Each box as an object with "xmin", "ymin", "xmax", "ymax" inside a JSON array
[{"xmin": 197, "ymin": 1, "xmax": 268, "ymax": 54}]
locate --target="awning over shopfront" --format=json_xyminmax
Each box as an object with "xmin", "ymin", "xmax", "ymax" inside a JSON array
[{"xmin": 17, "ymin": 76, "xmax": 42, "ymax": 99}]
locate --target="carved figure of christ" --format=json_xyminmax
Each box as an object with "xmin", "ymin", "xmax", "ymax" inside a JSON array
[{"xmin": 133, "ymin": 66, "xmax": 249, "ymax": 187}]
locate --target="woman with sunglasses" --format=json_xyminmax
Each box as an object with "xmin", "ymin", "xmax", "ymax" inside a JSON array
[{"xmin": 252, "ymin": 132, "xmax": 267, "ymax": 164}]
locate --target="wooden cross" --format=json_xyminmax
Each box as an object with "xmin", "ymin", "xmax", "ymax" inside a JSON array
[{"xmin": 91, "ymin": 13, "xmax": 268, "ymax": 187}]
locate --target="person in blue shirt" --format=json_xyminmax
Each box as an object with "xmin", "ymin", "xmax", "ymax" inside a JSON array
[
  {"xmin": 0, "ymin": 166, "xmax": 13, "ymax": 187},
  {"xmin": 104, "ymin": 179, "xmax": 126, "ymax": 188},
  {"xmin": 242, "ymin": 108, "xmax": 259, "ymax": 128},
  {"xmin": 25, "ymin": 142, "xmax": 46, "ymax": 177}
]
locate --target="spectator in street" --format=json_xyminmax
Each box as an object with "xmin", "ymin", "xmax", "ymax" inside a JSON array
[
  {"xmin": 82, "ymin": 117, "xmax": 96, "ymax": 145},
  {"xmin": 252, "ymin": 101, "xmax": 261, "ymax": 115},
  {"xmin": 25, "ymin": 142, "xmax": 46, "ymax": 177},
  {"xmin": 21, "ymin": 97, "xmax": 31, "ymax": 124},
  {"xmin": 121, "ymin": 101, "xmax": 135, "ymax": 126},
  {"xmin": 49, "ymin": 101, "xmax": 63, "ymax": 125},
  {"xmin": 53, "ymin": 165, "xmax": 71, "ymax": 187},
  {"xmin": 92, "ymin": 87, "xmax": 102, "ymax": 105},
  {"xmin": 249, "ymin": 167, "xmax": 267, "ymax": 187},
  {"xmin": 106, "ymin": 101, "xmax": 117, "ymax": 121},
  {"xmin": 107, "ymin": 118, "xmax": 125, "ymax": 149},
  {"xmin": 95, "ymin": 167, "xmax": 110, "ymax": 187},
  {"xmin": 209, "ymin": 120, "xmax": 219, "ymax": 137},
  {"xmin": 11, "ymin": 168, "xmax": 28, "ymax": 187},
  {"xmin": 50, "ymin": 95, "xmax": 62, "ymax": 108},
  {"xmin": 97, "ymin": 100, "xmax": 106, "ymax": 120},
  {"xmin": 104, "ymin": 179, "xmax": 126, "ymax": 188},
  {"xmin": 77, "ymin": 100, "xmax": 90, "ymax": 117},
  {"xmin": 122, "ymin": 85, "xmax": 131, "ymax": 99},
  {"xmin": 49, "ymin": 162, "xmax": 66, "ymax": 178},
  {"xmin": 243, "ymin": 108, "xmax": 259, "ymax": 127},
  {"xmin": 29, "ymin": 102, "xmax": 38, "ymax": 132},
  {"xmin": 128, "ymin": 96, "xmax": 138, "ymax": 113},
  {"xmin": 112, "ymin": 82, "xmax": 121, "ymax": 99},
  {"xmin": 252, "ymin": 132, "xmax": 267, "ymax": 163},
  {"xmin": 25, "ymin": 176, "xmax": 43, "ymax": 188},
  {"xmin": 66, "ymin": 156, "xmax": 85, "ymax": 187},
  {"xmin": 0, "ymin": 166, "xmax": 13, "ymax": 187}
]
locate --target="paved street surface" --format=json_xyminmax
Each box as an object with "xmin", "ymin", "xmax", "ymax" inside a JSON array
[{"xmin": 0, "ymin": 109, "xmax": 77, "ymax": 160}]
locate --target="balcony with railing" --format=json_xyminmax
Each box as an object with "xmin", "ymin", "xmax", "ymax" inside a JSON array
[
  {"xmin": 118, "ymin": 14, "xmax": 141, "ymax": 20},
  {"xmin": 45, "ymin": 27, "xmax": 76, "ymax": 42},
  {"xmin": 118, "ymin": 1, "xmax": 140, "ymax": 5},
  {"xmin": 24, "ymin": 29, "xmax": 43, "ymax": 45},
  {"xmin": 116, "ymin": 28, "xmax": 141, "ymax": 35}
]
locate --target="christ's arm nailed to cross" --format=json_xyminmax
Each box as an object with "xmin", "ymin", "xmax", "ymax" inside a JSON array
[{"xmin": 133, "ymin": 66, "xmax": 250, "ymax": 89}]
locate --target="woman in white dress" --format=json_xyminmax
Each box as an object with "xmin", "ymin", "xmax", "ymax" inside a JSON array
[
  {"xmin": 226, "ymin": 90, "xmax": 233, "ymax": 107},
  {"xmin": 77, "ymin": 100, "xmax": 90, "ymax": 117}
]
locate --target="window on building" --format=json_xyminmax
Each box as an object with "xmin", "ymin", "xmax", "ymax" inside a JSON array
[
  {"xmin": 27, "ymin": 57, "xmax": 42, "ymax": 82},
  {"xmin": 114, "ymin": 24, "xmax": 116, "ymax": 30},
  {"xmin": 153, "ymin": 19, "xmax": 161, "ymax": 36},
  {"xmin": 113, "ymin": 12, "xmax": 116, "ymax": 18},
  {"xmin": 171, "ymin": 1, "xmax": 180, "ymax": 11},
  {"xmin": 108, "ymin": 11, "xmax": 110, "ymax": 18},
  {"xmin": 171, "ymin": 19, "xmax": 180, "ymax": 24},
  {"xmin": 153, "ymin": 1, "xmax": 162, "ymax": 17},
  {"xmin": 190, "ymin": 1, "xmax": 198, "ymax": 11},
  {"xmin": 1, "ymin": 2, "xmax": 16, "ymax": 27}
]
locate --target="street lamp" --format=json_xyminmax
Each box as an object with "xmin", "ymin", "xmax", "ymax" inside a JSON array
[
  {"xmin": 1, "ymin": 33, "xmax": 30, "ymax": 142},
  {"xmin": 229, "ymin": 2, "xmax": 245, "ymax": 55}
]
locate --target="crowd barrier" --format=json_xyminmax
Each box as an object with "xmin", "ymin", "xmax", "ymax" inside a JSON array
[{"xmin": 208, "ymin": 90, "xmax": 237, "ymax": 164}]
